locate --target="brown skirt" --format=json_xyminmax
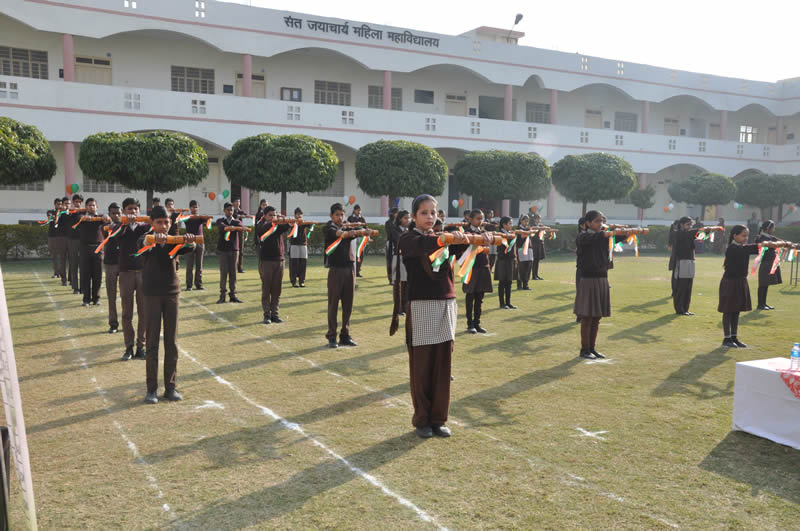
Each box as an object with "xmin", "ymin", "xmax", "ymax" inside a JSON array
[
  {"xmin": 463, "ymin": 266, "xmax": 493, "ymax": 294},
  {"xmin": 573, "ymin": 276, "xmax": 611, "ymax": 317},
  {"xmin": 493, "ymin": 257, "xmax": 514, "ymax": 282},
  {"xmin": 718, "ymin": 276, "xmax": 752, "ymax": 313},
  {"xmin": 758, "ymin": 263, "xmax": 782, "ymax": 287}
]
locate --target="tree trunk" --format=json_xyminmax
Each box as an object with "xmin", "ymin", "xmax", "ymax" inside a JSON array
[
  {"xmin": 700, "ymin": 205, "xmax": 705, "ymax": 221},
  {"xmin": 581, "ymin": 201, "xmax": 587, "ymax": 216},
  {"xmin": 146, "ymin": 189, "xmax": 153, "ymax": 215},
  {"xmin": 281, "ymin": 191, "xmax": 287, "ymax": 216}
]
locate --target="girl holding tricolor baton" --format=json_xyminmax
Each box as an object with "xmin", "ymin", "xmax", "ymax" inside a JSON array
[
  {"xmin": 255, "ymin": 206, "xmax": 293, "ymax": 325},
  {"xmin": 392, "ymin": 210, "xmax": 411, "ymax": 316},
  {"xmin": 574, "ymin": 211, "xmax": 647, "ymax": 360},
  {"xmin": 672, "ymin": 217, "xmax": 724, "ymax": 316},
  {"xmin": 289, "ymin": 207, "xmax": 312, "ymax": 288},
  {"xmin": 463, "ymin": 209, "xmax": 493, "ymax": 334},
  {"xmin": 755, "ymin": 220, "xmax": 782, "ymax": 310},
  {"xmin": 516, "ymin": 215, "xmax": 533, "ymax": 290},
  {"xmin": 494, "ymin": 216, "xmax": 517, "ymax": 309}
]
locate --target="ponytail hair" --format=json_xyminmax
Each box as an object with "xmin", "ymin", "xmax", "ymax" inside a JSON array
[
  {"xmin": 760, "ymin": 220, "xmax": 775, "ymax": 233},
  {"xmin": 728, "ymin": 224, "xmax": 747, "ymax": 245},
  {"xmin": 584, "ymin": 210, "xmax": 603, "ymax": 223}
]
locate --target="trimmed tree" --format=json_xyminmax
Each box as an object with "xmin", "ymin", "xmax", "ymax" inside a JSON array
[
  {"xmin": 223, "ymin": 134, "xmax": 338, "ymax": 215},
  {"xmin": 669, "ymin": 172, "xmax": 736, "ymax": 219},
  {"xmin": 79, "ymin": 131, "xmax": 208, "ymax": 207},
  {"xmin": 550, "ymin": 152, "xmax": 636, "ymax": 214},
  {"xmin": 355, "ymin": 140, "xmax": 448, "ymax": 202},
  {"xmin": 735, "ymin": 173, "xmax": 785, "ymax": 219},
  {"xmin": 629, "ymin": 185, "xmax": 656, "ymax": 224},
  {"xmin": 454, "ymin": 150, "xmax": 551, "ymax": 207},
  {"xmin": 0, "ymin": 116, "xmax": 57, "ymax": 186}
]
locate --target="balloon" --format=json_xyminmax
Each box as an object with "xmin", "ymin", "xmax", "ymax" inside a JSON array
[
  {"xmin": 208, "ymin": 192, "xmax": 216, "ymax": 201},
  {"xmin": 66, "ymin": 185, "xmax": 72, "ymax": 195},
  {"xmin": 451, "ymin": 199, "xmax": 459, "ymax": 208},
  {"xmin": 395, "ymin": 197, "xmax": 401, "ymax": 207},
  {"xmin": 70, "ymin": 183, "xmax": 79, "ymax": 194},
  {"xmin": 733, "ymin": 202, "xmax": 739, "ymax": 209},
  {"xmin": 668, "ymin": 202, "xmax": 674, "ymax": 210},
  {"xmin": 458, "ymin": 199, "xmax": 464, "ymax": 207},
  {"xmin": 738, "ymin": 203, "xmax": 744, "ymax": 210},
  {"xmin": 349, "ymin": 195, "xmax": 356, "ymax": 205},
  {"xmin": 663, "ymin": 206, "xmax": 669, "ymax": 213},
  {"xmin": 531, "ymin": 205, "xmax": 538, "ymax": 213},
  {"xmin": 222, "ymin": 190, "xmax": 230, "ymax": 199},
  {"xmin": 790, "ymin": 205, "xmax": 796, "ymax": 212}
]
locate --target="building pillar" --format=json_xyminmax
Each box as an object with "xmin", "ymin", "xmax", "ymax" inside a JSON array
[
  {"xmin": 637, "ymin": 173, "xmax": 648, "ymax": 222},
  {"xmin": 64, "ymin": 141, "xmax": 76, "ymax": 192},
  {"xmin": 501, "ymin": 199, "xmax": 510, "ymax": 217},
  {"xmin": 641, "ymin": 101, "xmax": 650, "ymax": 133},
  {"xmin": 776, "ymin": 116, "xmax": 784, "ymax": 145},
  {"xmin": 504, "ymin": 84, "xmax": 513, "ymax": 121},
  {"xmin": 549, "ymin": 90, "xmax": 558, "ymax": 124},
  {"xmin": 720, "ymin": 110, "xmax": 728, "ymax": 141},
  {"xmin": 242, "ymin": 54, "xmax": 252, "ymax": 97},
  {"xmin": 380, "ymin": 195, "xmax": 389, "ymax": 217},
  {"xmin": 546, "ymin": 184, "xmax": 555, "ymax": 221},
  {"xmin": 62, "ymin": 34, "xmax": 74, "ymax": 82},
  {"xmin": 383, "ymin": 71, "xmax": 392, "ymax": 110},
  {"xmin": 240, "ymin": 187, "xmax": 251, "ymax": 214}
]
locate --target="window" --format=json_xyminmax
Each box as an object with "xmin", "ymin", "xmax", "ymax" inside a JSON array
[
  {"xmin": 698, "ymin": 141, "xmax": 706, "ymax": 152},
  {"xmin": 341, "ymin": 110, "xmax": 354, "ymax": 125},
  {"xmin": 171, "ymin": 66, "xmax": 214, "ymax": 94},
  {"xmin": 525, "ymin": 102, "xmax": 550, "ymax": 124},
  {"xmin": 668, "ymin": 139, "xmax": 677, "ymax": 150},
  {"xmin": 414, "ymin": 89, "xmax": 434, "ymax": 104},
  {"xmin": 367, "ymin": 86, "xmax": 402, "ymax": 110},
  {"xmin": 528, "ymin": 126, "xmax": 537, "ymax": 139},
  {"xmin": 739, "ymin": 125, "xmax": 758, "ymax": 143},
  {"xmin": 83, "ymin": 178, "xmax": 129, "ymax": 194},
  {"xmin": 580, "ymin": 131, "xmax": 589, "ymax": 144},
  {"xmin": 309, "ymin": 161, "xmax": 345, "ymax": 196},
  {"xmin": 617, "ymin": 62, "xmax": 624, "ymax": 76},
  {"xmin": 0, "ymin": 81, "xmax": 19, "ymax": 99},
  {"xmin": 664, "ymin": 118, "xmax": 679, "ymax": 136},
  {"xmin": 0, "ymin": 182, "xmax": 44, "ymax": 191},
  {"xmin": 615, "ymin": 134, "xmax": 624, "ymax": 146},
  {"xmin": 287, "ymin": 105, "xmax": 300, "ymax": 121},
  {"xmin": 314, "ymin": 80, "xmax": 351, "ymax": 106},
  {"xmin": 580, "ymin": 56, "xmax": 589, "ymax": 71},
  {"xmin": 281, "ymin": 87, "xmax": 302, "ymax": 102},
  {"xmin": 0, "ymin": 47, "xmax": 48, "ymax": 79},
  {"xmin": 470, "ymin": 121, "xmax": 481, "ymax": 135},
  {"xmin": 425, "ymin": 117, "xmax": 436, "ymax": 131},
  {"xmin": 614, "ymin": 112, "xmax": 637, "ymax": 132}
]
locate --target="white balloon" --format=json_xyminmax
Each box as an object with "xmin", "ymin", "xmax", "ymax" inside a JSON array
[
  {"xmin": 668, "ymin": 203, "xmax": 674, "ymax": 209},
  {"xmin": 451, "ymin": 199, "xmax": 459, "ymax": 208}
]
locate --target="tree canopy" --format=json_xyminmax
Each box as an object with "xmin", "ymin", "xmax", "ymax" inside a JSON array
[
  {"xmin": 668, "ymin": 172, "xmax": 736, "ymax": 211},
  {"xmin": 223, "ymin": 134, "xmax": 339, "ymax": 213},
  {"xmin": 453, "ymin": 150, "xmax": 550, "ymax": 201},
  {"xmin": 355, "ymin": 140, "xmax": 448, "ymax": 198},
  {"xmin": 550, "ymin": 152, "xmax": 636, "ymax": 214},
  {"xmin": 734, "ymin": 173, "xmax": 785, "ymax": 209},
  {"xmin": 0, "ymin": 116, "xmax": 57, "ymax": 186}
]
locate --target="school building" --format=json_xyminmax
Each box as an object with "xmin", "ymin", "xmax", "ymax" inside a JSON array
[{"xmin": 1, "ymin": 0, "xmax": 799, "ymax": 224}]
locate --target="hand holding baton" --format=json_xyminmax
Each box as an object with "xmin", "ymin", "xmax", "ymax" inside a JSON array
[
  {"xmin": 437, "ymin": 231, "xmax": 507, "ymax": 246},
  {"xmin": 223, "ymin": 226, "xmax": 252, "ymax": 232},
  {"xmin": 144, "ymin": 234, "xmax": 203, "ymax": 245}
]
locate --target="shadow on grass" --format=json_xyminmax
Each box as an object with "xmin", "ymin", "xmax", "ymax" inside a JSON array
[
  {"xmin": 473, "ymin": 321, "xmax": 577, "ymax": 356},
  {"xmin": 699, "ymin": 430, "xmax": 800, "ymax": 504},
  {"xmin": 608, "ymin": 313, "xmax": 679, "ymax": 343},
  {"xmin": 617, "ymin": 296, "xmax": 671, "ymax": 314},
  {"xmin": 289, "ymin": 345, "xmax": 407, "ymax": 377},
  {"xmin": 168, "ymin": 432, "xmax": 422, "ymax": 529},
  {"xmin": 651, "ymin": 347, "xmax": 733, "ymax": 399}
]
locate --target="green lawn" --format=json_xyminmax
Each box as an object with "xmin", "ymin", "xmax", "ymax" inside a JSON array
[{"xmin": 3, "ymin": 253, "xmax": 800, "ymax": 529}]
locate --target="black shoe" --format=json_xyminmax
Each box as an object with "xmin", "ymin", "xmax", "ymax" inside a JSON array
[
  {"xmin": 186, "ymin": 286, "xmax": 192, "ymax": 291},
  {"xmin": 134, "ymin": 347, "xmax": 146, "ymax": 360},
  {"xmin": 217, "ymin": 295, "xmax": 226, "ymax": 304},
  {"xmin": 81, "ymin": 302, "xmax": 89, "ymax": 307},
  {"xmin": 680, "ymin": 311, "xmax": 695, "ymax": 316},
  {"xmin": 756, "ymin": 305, "xmax": 768, "ymax": 310},
  {"xmin": 522, "ymin": 286, "xmax": 532, "ymax": 291},
  {"xmin": 61, "ymin": 281, "xmax": 67, "ymax": 287},
  {"xmin": 500, "ymin": 305, "xmax": 509, "ymax": 309},
  {"xmin": 291, "ymin": 283, "xmax": 298, "ymax": 288},
  {"xmin": 415, "ymin": 426, "xmax": 434, "ymax": 438},
  {"xmin": 467, "ymin": 327, "xmax": 477, "ymax": 334},
  {"xmin": 340, "ymin": 337, "xmax": 357, "ymax": 347},
  {"xmin": 398, "ymin": 312, "xmax": 406, "ymax": 317},
  {"xmin": 163, "ymin": 389, "xmax": 183, "ymax": 401},
  {"xmin": 195, "ymin": 285, "xmax": 205, "ymax": 290},
  {"xmin": 51, "ymin": 274, "xmax": 58, "ymax": 278},
  {"xmin": 732, "ymin": 337, "xmax": 747, "ymax": 348},
  {"xmin": 535, "ymin": 276, "xmax": 544, "ymax": 280},
  {"xmin": 506, "ymin": 304, "xmax": 518, "ymax": 309},
  {"xmin": 590, "ymin": 349, "xmax": 605, "ymax": 359},
  {"xmin": 722, "ymin": 338, "xmax": 739, "ymax": 348},
  {"xmin": 356, "ymin": 274, "xmax": 364, "ymax": 278},
  {"xmin": 432, "ymin": 425, "xmax": 452, "ymax": 437},
  {"xmin": 92, "ymin": 300, "xmax": 100, "ymax": 306},
  {"xmin": 271, "ymin": 316, "xmax": 283, "ymax": 324},
  {"xmin": 579, "ymin": 349, "xmax": 596, "ymax": 359},
  {"xmin": 328, "ymin": 339, "xmax": 338, "ymax": 349},
  {"xmin": 144, "ymin": 391, "xmax": 158, "ymax": 404},
  {"xmin": 765, "ymin": 305, "xmax": 775, "ymax": 310},
  {"xmin": 121, "ymin": 347, "xmax": 133, "ymax": 361},
  {"xmin": 262, "ymin": 317, "xmax": 271, "ymax": 325},
  {"xmin": 237, "ymin": 269, "xmax": 245, "ymax": 274},
  {"xmin": 108, "ymin": 326, "xmax": 118, "ymax": 334},
  {"xmin": 474, "ymin": 325, "xmax": 487, "ymax": 334},
  {"xmin": 230, "ymin": 295, "xmax": 243, "ymax": 303},
  {"xmin": 73, "ymin": 289, "xmax": 80, "ymax": 295},
  {"xmin": 299, "ymin": 283, "xmax": 306, "ymax": 288}
]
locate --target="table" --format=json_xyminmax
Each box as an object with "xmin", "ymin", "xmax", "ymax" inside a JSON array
[{"xmin": 733, "ymin": 357, "xmax": 800, "ymax": 450}]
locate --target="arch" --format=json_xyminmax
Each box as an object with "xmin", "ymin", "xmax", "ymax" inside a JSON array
[
  {"xmin": 567, "ymin": 82, "xmax": 636, "ymax": 101},
  {"xmin": 732, "ymin": 168, "xmax": 766, "ymax": 180},
  {"xmin": 409, "ymin": 63, "xmax": 492, "ymax": 84},
  {"xmin": 103, "ymin": 28, "xmax": 226, "ymax": 52},
  {"xmin": 651, "ymin": 162, "xmax": 708, "ymax": 176},
  {"xmin": 266, "ymin": 46, "xmax": 371, "ymax": 70},
  {"xmin": 124, "ymin": 129, "xmax": 228, "ymax": 152},
  {"xmin": 313, "ymin": 137, "xmax": 360, "ymax": 154},
  {"xmin": 657, "ymin": 94, "xmax": 716, "ymax": 111},
  {"xmin": 733, "ymin": 103, "xmax": 776, "ymax": 116},
  {"xmin": 521, "ymin": 74, "xmax": 545, "ymax": 90}
]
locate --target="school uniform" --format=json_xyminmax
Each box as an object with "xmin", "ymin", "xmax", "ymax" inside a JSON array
[
  {"xmin": 718, "ymin": 241, "xmax": 759, "ymax": 342},
  {"xmin": 574, "ymin": 230, "xmax": 611, "ymax": 318},
  {"xmin": 392, "ymin": 225, "xmax": 409, "ymax": 311},
  {"xmin": 67, "ymin": 211, "xmax": 82, "ymax": 291},
  {"xmin": 47, "ymin": 209, "xmax": 58, "ymax": 276},
  {"xmin": 216, "ymin": 216, "xmax": 242, "ymax": 298},
  {"xmin": 385, "ymin": 218, "xmax": 398, "ymax": 282},
  {"xmin": 256, "ymin": 220, "xmax": 291, "ymax": 320},
  {"xmin": 755, "ymin": 233, "xmax": 782, "ymax": 308},
  {"xmin": 516, "ymin": 229, "xmax": 533, "ymax": 289},
  {"xmin": 119, "ymin": 222, "xmax": 151, "ymax": 354},
  {"xmin": 494, "ymin": 228, "xmax": 515, "ymax": 307},
  {"xmin": 183, "ymin": 218, "xmax": 205, "ymax": 289},
  {"xmin": 399, "ymin": 228, "xmax": 468, "ymax": 430},
  {"xmin": 324, "ymin": 221, "xmax": 358, "ymax": 343},
  {"xmin": 672, "ymin": 229, "xmax": 699, "ymax": 314},
  {"xmin": 138, "ymin": 234, "xmax": 194, "ymax": 395},
  {"xmin": 348, "ymin": 214, "xmax": 367, "ymax": 277},
  {"xmin": 463, "ymin": 224, "xmax": 492, "ymax": 331},
  {"xmin": 103, "ymin": 222, "xmax": 121, "ymax": 331},
  {"xmin": 485, "ymin": 220, "xmax": 498, "ymax": 270},
  {"xmin": 78, "ymin": 217, "xmax": 106, "ymax": 304},
  {"xmin": 531, "ymin": 230, "xmax": 546, "ymax": 279},
  {"xmin": 52, "ymin": 210, "xmax": 70, "ymax": 285},
  {"xmin": 289, "ymin": 224, "xmax": 310, "ymax": 286},
  {"xmin": 233, "ymin": 207, "xmax": 249, "ymax": 273},
  {"xmin": 668, "ymin": 223, "xmax": 678, "ymax": 296},
  {"xmin": 168, "ymin": 211, "xmax": 181, "ymax": 271}
]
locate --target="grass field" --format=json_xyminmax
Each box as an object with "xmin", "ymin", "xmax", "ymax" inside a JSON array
[{"xmin": 2, "ymin": 253, "xmax": 800, "ymax": 529}]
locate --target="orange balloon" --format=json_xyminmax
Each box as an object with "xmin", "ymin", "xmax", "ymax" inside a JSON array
[
  {"xmin": 66, "ymin": 185, "xmax": 72, "ymax": 195},
  {"xmin": 349, "ymin": 195, "xmax": 356, "ymax": 205},
  {"xmin": 458, "ymin": 199, "xmax": 465, "ymax": 207},
  {"xmin": 208, "ymin": 192, "xmax": 216, "ymax": 201},
  {"xmin": 663, "ymin": 206, "xmax": 669, "ymax": 213},
  {"xmin": 531, "ymin": 206, "xmax": 539, "ymax": 213}
]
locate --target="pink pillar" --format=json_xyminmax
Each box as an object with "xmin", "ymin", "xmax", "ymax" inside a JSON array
[
  {"xmin": 501, "ymin": 199, "xmax": 510, "ymax": 217},
  {"xmin": 504, "ymin": 84, "xmax": 513, "ymax": 121},
  {"xmin": 62, "ymin": 34, "xmax": 74, "ymax": 82},
  {"xmin": 720, "ymin": 110, "xmax": 728, "ymax": 141},
  {"xmin": 776, "ymin": 116, "xmax": 784, "ymax": 145},
  {"xmin": 383, "ymin": 71, "xmax": 392, "ymax": 110},
  {"xmin": 641, "ymin": 101, "xmax": 650, "ymax": 133},
  {"xmin": 637, "ymin": 173, "xmax": 648, "ymax": 221},
  {"xmin": 242, "ymin": 54, "xmax": 252, "ymax": 97},
  {"xmin": 240, "ymin": 187, "xmax": 251, "ymax": 213},
  {"xmin": 64, "ymin": 142, "xmax": 76, "ymax": 191},
  {"xmin": 380, "ymin": 195, "xmax": 389, "ymax": 216},
  {"xmin": 549, "ymin": 90, "xmax": 558, "ymax": 124},
  {"xmin": 546, "ymin": 184, "xmax": 555, "ymax": 220}
]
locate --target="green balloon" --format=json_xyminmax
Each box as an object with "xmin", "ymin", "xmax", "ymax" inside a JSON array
[
  {"xmin": 222, "ymin": 189, "xmax": 230, "ymax": 199},
  {"xmin": 71, "ymin": 183, "xmax": 79, "ymax": 193}
]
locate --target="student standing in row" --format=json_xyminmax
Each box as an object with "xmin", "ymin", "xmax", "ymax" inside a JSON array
[
  {"xmin": 516, "ymin": 215, "xmax": 533, "ymax": 290},
  {"xmin": 672, "ymin": 217, "xmax": 698, "ymax": 316},
  {"xmin": 47, "ymin": 197, "xmax": 61, "ymax": 278},
  {"xmin": 756, "ymin": 220, "xmax": 782, "ymax": 310},
  {"xmin": 104, "ymin": 202, "xmax": 122, "ymax": 334},
  {"xmin": 485, "ymin": 209, "xmax": 497, "ymax": 272},
  {"xmin": 494, "ymin": 216, "xmax": 516, "ymax": 309},
  {"xmin": 464, "ymin": 209, "xmax": 492, "ymax": 334},
  {"xmin": 119, "ymin": 197, "xmax": 150, "ymax": 361},
  {"xmin": 67, "ymin": 194, "xmax": 84, "ymax": 294},
  {"xmin": 233, "ymin": 197, "xmax": 249, "ymax": 274},
  {"xmin": 574, "ymin": 216, "xmax": 586, "ymax": 323},
  {"xmin": 385, "ymin": 207, "xmax": 399, "ymax": 283},
  {"xmin": 139, "ymin": 206, "xmax": 196, "ymax": 404},
  {"xmin": 183, "ymin": 200, "xmax": 206, "ymax": 291},
  {"xmin": 216, "ymin": 203, "xmax": 243, "ymax": 304},
  {"xmin": 348, "ymin": 204, "xmax": 367, "ymax": 278},
  {"xmin": 289, "ymin": 207, "xmax": 310, "ymax": 288},
  {"xmin": 256, "ymin": 206, "xmax": 292, "ymax": 324},
  {"xmin": 78, "ymin": 198, "xmax": 107, "ymax": 306},
  {"xmin": 53, "ymin": 197, "xmax": 71, "ymax": 286},
  {"xmin": 531, "ymin": 213, "xmax": 546, "ymax": 280},
  {"xmin": 574, "ymin": 210, "xmax": 613, "ymax": 360},
  {"xmin": 392, "ymin": 210, "xmax": 411, "ymax": 316}
]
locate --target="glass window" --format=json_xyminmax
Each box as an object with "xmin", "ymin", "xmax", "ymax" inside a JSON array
[{"xmin": 414, "ymin": 89, "xmax": 434, "ymax": 104}]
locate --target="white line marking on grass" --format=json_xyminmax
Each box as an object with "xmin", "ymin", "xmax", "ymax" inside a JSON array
[
  {"xmin": 575, "ymin": 428, "xmax": 608, "ymax": 441},
  {"xmin": 183, "ymin": 296, "xmax": 679, "ymax": 529},
  {"xmin": 584, "ymin": 358, "xmax": 617, "ymax": 365},
  {"xmin": 34, "ymin": 272, "xmax": 176, "ymax": 518},
  {"xmin": 177, "ymin": 346, "xmax": 447, "ymax": 531},
  {"xmin": 194, "ymin": 400, "xmax": 225, "ymax": 410}
]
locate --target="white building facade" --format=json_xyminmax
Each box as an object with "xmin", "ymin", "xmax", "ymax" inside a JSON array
[{"xmin": 1, "ymin": 0, "xmax": 799, "ymax": 224}]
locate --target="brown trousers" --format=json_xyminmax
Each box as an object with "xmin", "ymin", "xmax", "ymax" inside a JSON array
[
  {"xmin": 218, "ymin": 250, "xmax": 237, "ymax": 295},
  {"xmin": 68, "ymin": 238, "xmax": 81, "ymax": 289},
  {"xmin": 185, "ymin": 243, "xmax": 204, "ymax": 288},
  {"xmin": 408, "ymin": 341, "xmax": 453, "ymax": 428},
  {"xmin": 673, "ymin": 278, "xmax": 693, "ymax": 314},
  {"xmin": 119, "ymin": 270, "xmax": 146, "ymax": 349},
  {"xmin": 48, "ymin": 236, "xmax": 57, "ymax": 274},
  {"xmin": 258, "ymin": 259, "xmax": 284, "ymax": 318},
  {"xmin": 144, "ymin": 294, "xmax": 179, "ymax": 393},
  {"xmin": 52, "ymin": 236, "xmax": 68, "ymax": 280},
  {"xmin": 104, "ymin": 263, "xmax": 119, "ymax": 328},
  {"xmin": 326, "ymin": 265, "xmax": 355, "ymax": 341},
  {"xmin": 236, "ymin": 233, "xmax": 245, "ymax": 271}
]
